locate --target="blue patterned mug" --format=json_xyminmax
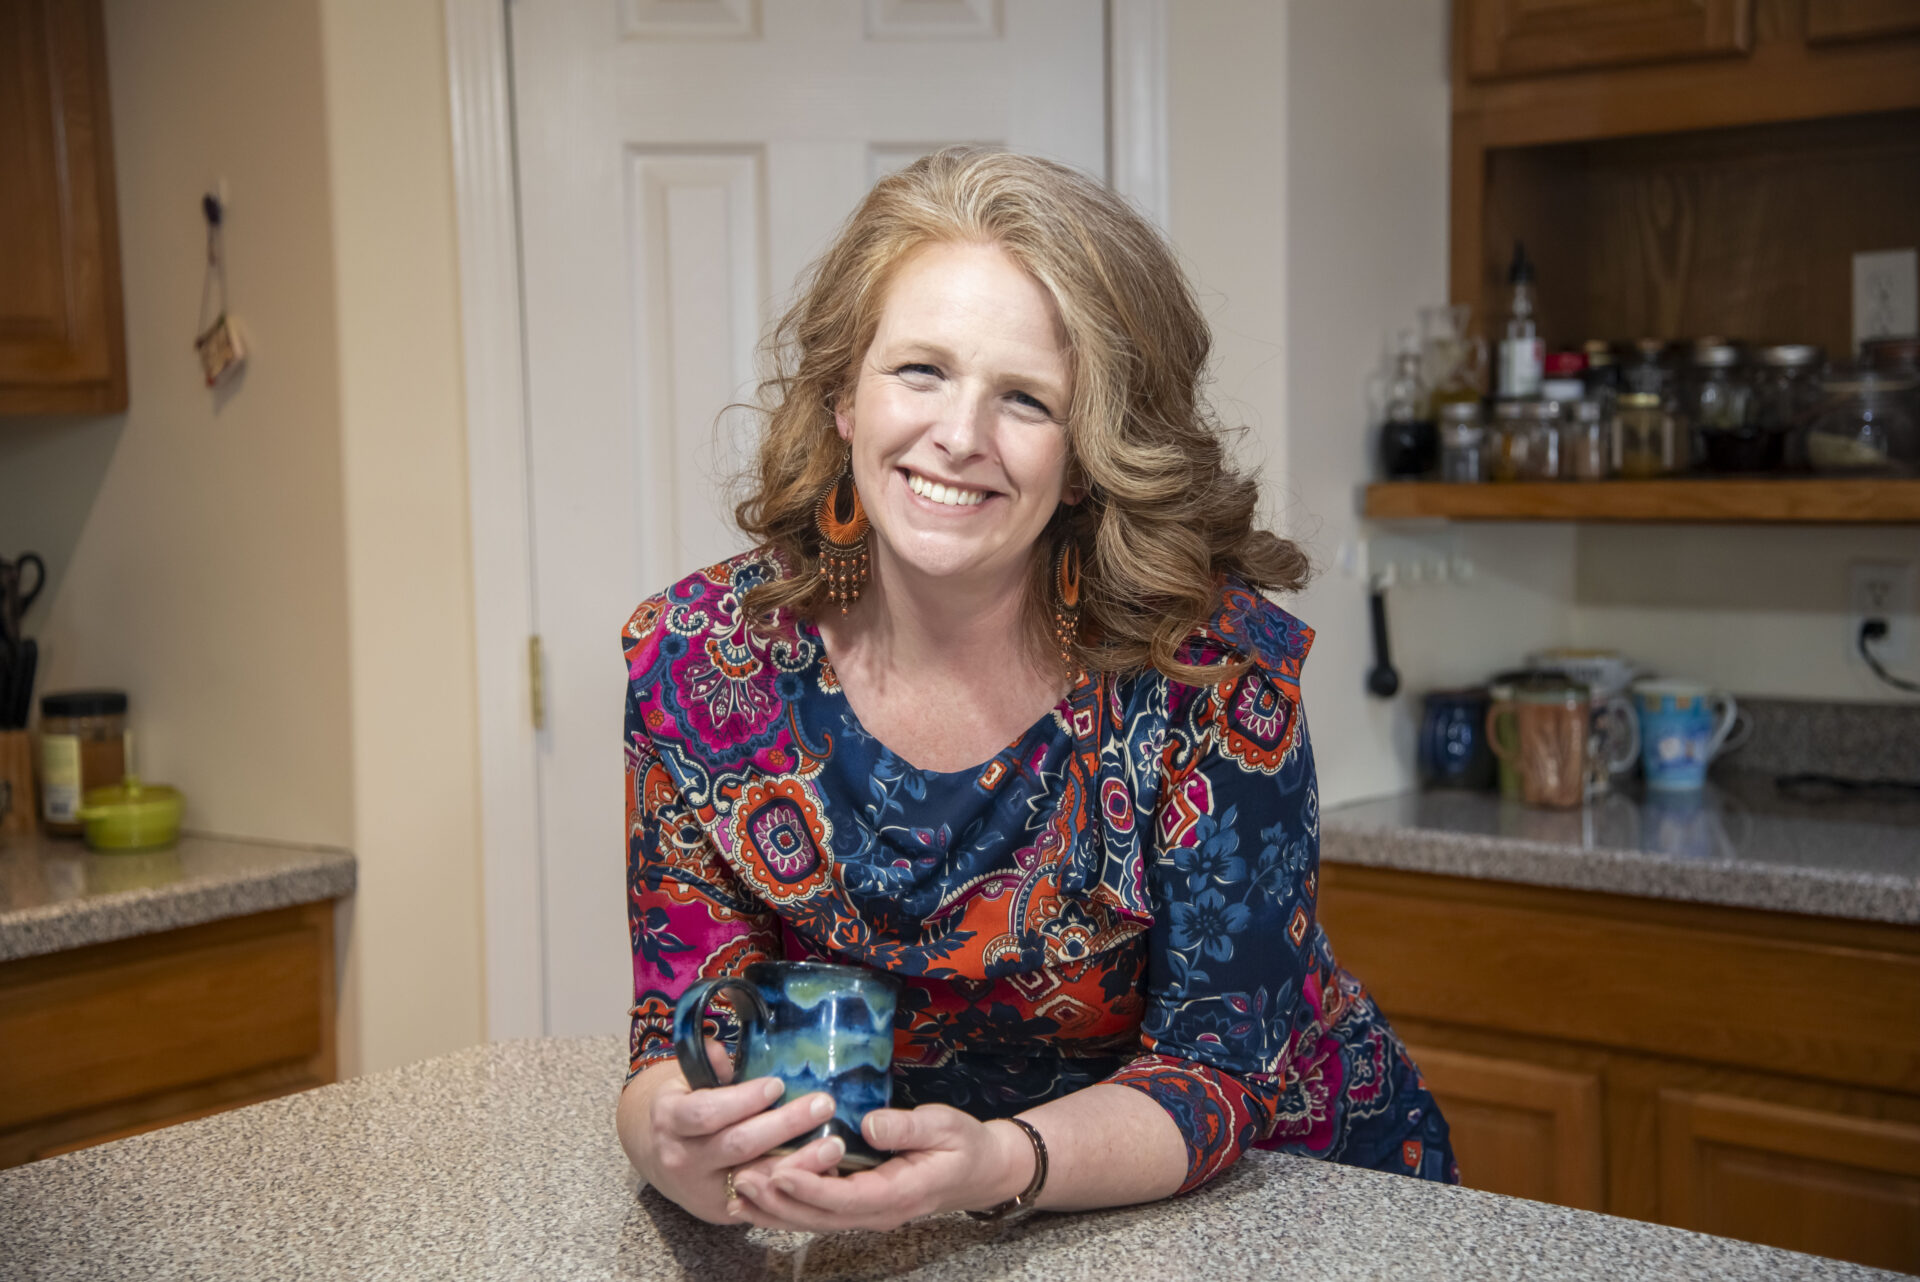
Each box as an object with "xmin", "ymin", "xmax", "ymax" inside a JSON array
[
  {"xmin": 1631, "ymin": 680, "xmax": 1748, "ymax": 792},
  {"xmin": 673, "ymin": 960, "xmax": 901, "ymax": 1171}
]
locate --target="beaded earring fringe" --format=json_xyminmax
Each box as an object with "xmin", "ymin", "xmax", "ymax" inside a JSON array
[
  {"xmin": 1051, "ymin": 538, "xmax": 1082, "ymax": 666},
  {"xmin": 814, "ymin": 457, "xmax": 870, "ymax": 613}
]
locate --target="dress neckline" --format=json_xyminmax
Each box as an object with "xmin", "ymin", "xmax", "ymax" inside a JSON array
[{"xmin": 794, "ymin": 614, "xmax": 1082, "ymax": 779}]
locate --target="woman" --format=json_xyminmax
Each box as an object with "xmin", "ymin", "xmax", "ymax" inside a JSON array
[{"xmin": 616, "ymin": 148, "xmax": 1455, "ymax": 1231}]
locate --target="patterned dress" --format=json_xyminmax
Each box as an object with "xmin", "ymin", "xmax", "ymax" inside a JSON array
[{"xmin": 623, "ymin": 548, "xmax": 1457, "ymax": 1192}]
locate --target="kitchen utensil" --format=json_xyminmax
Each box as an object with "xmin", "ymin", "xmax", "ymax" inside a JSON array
[
  {"xmin": 674, "ymin": 960, "xmax": 902, "ymax": 1172},
  {"xmin": 1488, "ymin": 680, "xmax": 1592, "ymax": 808},
  {"xmin": 1632, "ymin": 680, "xmax": 1749, "ymax": 792},
  {"xmin": 1365, "ymin": 584, "xmax": 1399, "ymax": 698},
  {"xmin": 5, "ymin": 638, "xmax": 36, "ymax": 730},
  {"xmin": 75, "ymin": 776, "xmax": 183, "ymax": 852},
  {"xmin": 0, "ymin": 552, "xmax": 45, "ymax": 644},
  {"xmin": 1418, "ymin": 688, "xmax": 1496, "ymax": 790}
]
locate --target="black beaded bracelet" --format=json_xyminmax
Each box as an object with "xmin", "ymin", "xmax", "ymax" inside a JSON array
[{"xmin": 967, "ymin": 1117, "xmax": 1049, "ymax": 1221}]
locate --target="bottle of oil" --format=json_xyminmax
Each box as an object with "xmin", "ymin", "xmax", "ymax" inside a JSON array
[{"xmin": 1497, "ymin": 242, "xmax": 1543, "ymax": 400}]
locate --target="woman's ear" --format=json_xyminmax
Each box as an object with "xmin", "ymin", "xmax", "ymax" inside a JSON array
[{"xmin": 833, "ymin": 403, "xmax": 853, "ymax": 443}]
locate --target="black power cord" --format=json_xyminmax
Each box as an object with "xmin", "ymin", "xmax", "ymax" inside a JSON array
[{"xmin": 1858, "ymin": 619, "xmax": 1920, "ymax": 694}]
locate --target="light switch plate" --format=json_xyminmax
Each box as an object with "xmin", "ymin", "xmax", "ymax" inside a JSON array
[{"xmin": 1853, "ymin": 248, "xmax": 1918, "ymax": 353}]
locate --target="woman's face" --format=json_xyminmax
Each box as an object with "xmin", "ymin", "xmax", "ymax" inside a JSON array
[{"xmin": 835, "ymin": 240, "xmax": 1074, "ymax": 599}]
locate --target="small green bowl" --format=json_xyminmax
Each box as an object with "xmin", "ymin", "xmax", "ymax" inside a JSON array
[{"xmin": 75, "ymin": 777, "xmax": 183, "ymax": 852}]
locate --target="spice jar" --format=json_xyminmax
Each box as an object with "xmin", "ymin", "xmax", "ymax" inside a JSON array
[
  {"xmin": 1613, "ymin": 393, "xmax": 1678, "ymax": 477},
  {"xmin": 1807, "ymin": 364, "xmax": 1916, "ymax": 475},
  {"xmin": 1489, "ymin": 401, "xmax": 1531, "ymax": 481},
  {"xmin": 1517, "ymin": 399, "xmax": 1563, "ymax": 480},
  {"xmin": 39, "ymin": 690, "xmax": 129, "ymax": 836},
  {"xmin": 1748, "ymin": 344, "xmax": 1824, "ymax": 472},
  {"xmin": 1687, "ymin": 342, "xmax": 1759, "ymax": 473},
  {"xmin": 1561, "ymin": 400, "xmax": 1608, "ymax": 480},
  {"xmin": 1439, "ymin": 402, "xmax": 1487, "ymax": 482}
]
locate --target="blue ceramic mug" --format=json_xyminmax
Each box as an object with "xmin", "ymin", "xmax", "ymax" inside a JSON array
[
  {"xmin": 1631, "ymin": 680, "xmax": 1747, "ymax": 792},
  {"xmin": 1418, "ymin": 687, "xmax": 1496, "ymax": 790},
  {"xmin": 673, "ymin": 960, "xmax": 901, "ymax": 1171}
]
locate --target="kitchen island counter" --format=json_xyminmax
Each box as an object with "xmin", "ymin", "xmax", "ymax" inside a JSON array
[
  {"xmin": 0, "ymin": 1037, "xmax": 1898, "ymax": 1282},
  {"xmin": 1322, "ymin": 776, "xmax": 1920, "ymax": 924},
  {"xmin": 0, "ymin": 831, "xmax": 355, "ymax": 961}
]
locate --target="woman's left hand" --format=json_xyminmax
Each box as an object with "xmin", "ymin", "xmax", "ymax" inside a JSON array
[{"xmin": 727, "ymin": 1104, "xmax": 1032, "ymax": 1232}]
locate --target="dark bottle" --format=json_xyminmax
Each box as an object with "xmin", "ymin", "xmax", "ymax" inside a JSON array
[{"xmin": 1379, "ymin": 333, "xmax": 1437, "ymax": 478}]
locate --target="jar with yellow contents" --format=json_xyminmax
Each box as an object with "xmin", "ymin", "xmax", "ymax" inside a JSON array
[{"xmin": 38, "ymin": 690, "xmax": 128, "ymax": 836}]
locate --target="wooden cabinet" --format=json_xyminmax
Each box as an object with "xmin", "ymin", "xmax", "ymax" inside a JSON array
[
  {"xmin": 1807, "ymin": 0, "xmax": 1920, "ymax": 42},
  {"xmin": 1319, "ymin": 862, "xmax": 1920, "ymax": 1272},
  {"xmin": 1658, "ymin": 1090, "xmax": 1920, "ymax": 1271},
  {"xmin": 1463, "ymin": 0, "xmax": 1755, "ymax": 80},
  {"xmin": 1450, "ymin": 0, "xmax": 1920, "ymax": 361},
  {"xmin": 1412, "ymin": 1045, "xmax": 1606, "ymax": 1209},
  {"xmin": 0, "ymin": 903, "xmax": 337, "ymax": 1167},
  {"xmin": 0, "ymin": 0, "xmax": 127, "ymax": 415}
]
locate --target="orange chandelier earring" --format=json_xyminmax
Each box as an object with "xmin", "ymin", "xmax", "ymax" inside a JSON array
[
  {"xmin": 1050, "ymin": 537, "xmax": 1082, "ymax": 666},
  {"xmin": 814, "ymin": 445, "xmax": 870, "ymax": 612}
]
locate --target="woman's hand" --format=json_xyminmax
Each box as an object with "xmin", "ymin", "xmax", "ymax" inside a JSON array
[
  {"xmin": 620, "ymin": 1044, "xmax": 851, "ymax": 1225},
  {"xmin": 728, "ymin": 1105, "xmax": 1035, "ymax": 1233}
]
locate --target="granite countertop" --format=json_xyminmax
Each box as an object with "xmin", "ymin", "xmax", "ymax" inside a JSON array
[
  {"xmin": 0, "ymin": 830, "xmax": 356, "ymax": 961},
  {"xmin": 0, "ymin": 1037, "xmax": 1898, "ymax": 1282},
  {"xmin": 1322, "ymin": 774, "xmax": 1920, "ymax": 924}
]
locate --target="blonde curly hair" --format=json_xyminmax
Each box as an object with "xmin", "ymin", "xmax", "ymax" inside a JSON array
[{"xmin": 735, "ymin": 147, "xmax": 1306, "ymax": 683}]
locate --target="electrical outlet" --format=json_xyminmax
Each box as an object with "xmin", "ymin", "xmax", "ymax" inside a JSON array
[
  {"xmin": 1849, "ymin": 561, "xmax": 1914, "ymax": 667},
  {"xmin": 1853, "ymin": 249, "xmax": 1918, "ymax": 352}
]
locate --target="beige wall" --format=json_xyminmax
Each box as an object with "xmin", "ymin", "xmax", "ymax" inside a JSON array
[
  {"xmin": 0, "ymin": 0, "xmax": 355, "ymax": 847},
  {"xmin": 0, "ymin": 0, "xmax": 487, "ymax": 1078},
  {"xmin": 317, "ymin": 0, "xmax": 487, "ymax": 1075}
]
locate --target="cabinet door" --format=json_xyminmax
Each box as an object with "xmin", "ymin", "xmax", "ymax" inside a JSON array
[
  {"xmin": 0, "ymin": 0, "xmax": 126, "ymax": 413},
  {"xmin": 1659, "ymin": 1090, "xmax": 1920, "ymax": 1273},
  {"xmin": 1413, "ymin": 1045, "xmax": 1606, "ymax": 1210},
  {"xmin": 1807, "ymin": 0, "xmax": 1920, "ymax": 43},
  {"xmin": 1463, "ymin": 0, "xmax": 1754, "ymax": 80}
]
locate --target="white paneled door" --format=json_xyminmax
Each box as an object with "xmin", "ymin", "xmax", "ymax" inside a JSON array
[{"xmin": 510, "ymin": 0, "xmax": 1107, "ymax": 1036}]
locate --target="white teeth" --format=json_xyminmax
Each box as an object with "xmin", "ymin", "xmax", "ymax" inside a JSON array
[{"xmin": 907, "ymin": 472, "xmax": 985, "ymax": 506}]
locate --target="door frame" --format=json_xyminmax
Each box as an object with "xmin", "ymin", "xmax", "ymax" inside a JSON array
[{"xmin": 443, "ymin": 0, "xmax": 1171, "ymax": 1040}]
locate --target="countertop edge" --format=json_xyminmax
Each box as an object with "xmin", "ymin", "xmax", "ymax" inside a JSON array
[
  {"xmin": 0, "ymin": 851, "xmax": 356, "ymax": 963},
  {"xmin": 1321, "ymin": 818, "xmax": 1920, "ymax": 925}
]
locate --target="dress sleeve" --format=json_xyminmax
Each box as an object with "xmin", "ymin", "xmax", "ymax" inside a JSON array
[
  {"xmin": 1105, "ymin": 665, "xmax": 1321, "ymax": 1192},
  {"xmin": 625, "ymin": 662, "xmax": 780, "ymax": 1082}
]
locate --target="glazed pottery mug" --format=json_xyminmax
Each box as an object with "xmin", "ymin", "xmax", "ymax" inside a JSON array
[
  {"xmin": 673, "ymin": 960, "xmax": 901, "ymax": 1171},
  {"xmin": 1417, "ymin": 687, "xmax": 1495, "ymax": 790},
  {"xmin": 1631, "ymin": 680, "xmax": 1749, "ymax": 792},
  {"xmin": 1488, "ymin": 681, "xmax": 1591, "ymax": 809}
]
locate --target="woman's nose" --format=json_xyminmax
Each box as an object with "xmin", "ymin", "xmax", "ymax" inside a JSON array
[{"xmin": 928, "ymin": 385, "xmax": 990, "ymax": 458}]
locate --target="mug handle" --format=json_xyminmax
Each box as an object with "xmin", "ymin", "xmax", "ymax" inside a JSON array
[
  {"xmin": 1485, "ymin": 703, "xmax": 1515, "ymax": 763},
  {"xmin": 673, "ymin": 976, "xmax": 770, "ymax": 1090},
  {"xmin": 1601, "ymin": 693, "xmax": 1640, "ymax": 773},
  {"xmin": 1706, "ymin": 693, "xmax": 1748, "ymax": 760}
]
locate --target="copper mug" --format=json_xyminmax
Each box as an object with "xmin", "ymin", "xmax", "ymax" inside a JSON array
[{"xmin": 1488, "ymin": 681, "xmax": 1591, "ymax": 809}]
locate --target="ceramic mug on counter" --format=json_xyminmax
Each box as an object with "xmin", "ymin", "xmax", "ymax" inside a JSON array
[
  {"xmin": 1631, "ymin": 680, "xmax": 1749, "ymax": 791},
  {"xmin": 674, "ymin": 960, "xmax": 901, "ymax": 1171},
  {"xmin": 1488, "ymin": 681, "xmax": 1592, "ymax": 809},
  {"xmin": 1417, "ymin": 688, "xmax": 1496, "ymax": 790}
]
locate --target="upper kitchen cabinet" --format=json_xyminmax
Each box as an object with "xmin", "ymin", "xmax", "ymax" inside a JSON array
[
  {"xmin": 1807, "ymin": 0, "xmax": 1920, "ymax": 43},
  {"xmin": 0, "ymin": 0, "xmax": 126, "ymax": 415},
  {"xmin": 1463, "ymin": 0, "xmax": 1755, "ymax": 80}
]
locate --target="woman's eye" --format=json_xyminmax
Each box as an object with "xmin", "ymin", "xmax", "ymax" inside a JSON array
[
  {"xmin": 895, "ymin": 363, "xmax": 941, "ymax": 379},
  {"xmin": 1009, "ymin": 390, "xmax": 1053, "ymax": 417}
]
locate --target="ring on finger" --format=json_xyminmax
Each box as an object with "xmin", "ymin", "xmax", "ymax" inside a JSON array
[{"xmin": 725, "ymin": 1169, "xmax": 739, "ymax": 1203}]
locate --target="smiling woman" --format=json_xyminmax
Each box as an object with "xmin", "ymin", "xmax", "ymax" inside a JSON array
[{"xmin": 615, "ymin": 148, "xmax": 1456, "ymax": 1233}]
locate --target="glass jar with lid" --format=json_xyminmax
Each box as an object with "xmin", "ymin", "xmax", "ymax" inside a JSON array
[
  {"xmin": 1439, "ymin": 402, "xmax": 1487, "ymax": 483},
  {"xmin": 1489, "ymin": 401, "xmax": 1530, "ymax": 482},
  {"xmin": 1686, "ymin": 342, "xmax": 1757, "ymax": 473},
  {"xmin": 1613, "ymin": 393, "xmax": 1677, "ymax": 477},
  {"xmin": 1747, "ymin": 344, "xmax": 1823, "ymax": 472},
  {"xmin": 1561, "ymin": 400, "xmax": 1608, "ymax": 480},
  {"xmin": 38, "ymin": 689, "xmax": 129, "ymax": 837},
  {"xmin": 1516, "ymin": 399, "xmax": 1563, "ymax": 480},
  {"xmin": 1862, "ymin": 337, "xmax": 1920, "ymax": 467},
  {"xmin": 1807, "ymin": 364, "xmax": 1916, "ymax": 475}
]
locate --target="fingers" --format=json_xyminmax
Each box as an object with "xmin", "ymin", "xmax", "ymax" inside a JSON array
[
  {"xmin": 703, "ymin": 1038, "xmax": 735, "ymax": 1086},
  {"xmin": 707, "ymin": 1091, "xmax": 841, "ymax": 1167},
  {"xmin": 732, "ymin": 1140, "xmax": 911, "ymax": 1233},
  {"xmin": 656, "ymin": 1075, "xmax": 785, "ymax": 1138},
  {"xmin": 861, "ymin": 1103, "xmax": 966, "ymax": 1152}
]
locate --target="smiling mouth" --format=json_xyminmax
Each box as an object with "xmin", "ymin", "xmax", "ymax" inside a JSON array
[{"xmin": 904, "ymin": 470, "xmax": 991, "ymax": 507}]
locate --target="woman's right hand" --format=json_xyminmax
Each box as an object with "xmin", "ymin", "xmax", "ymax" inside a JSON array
[{"xmin": 620, "ymin": 1042, "xmax": 844, "ymax": 1223}]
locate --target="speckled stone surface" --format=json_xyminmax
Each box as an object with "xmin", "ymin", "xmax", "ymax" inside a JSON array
[
  {"xmin": 1723, "ymin": 697, "xmax": 1920, "ymax": 781},
  {"xmin": 0, "ymin": 1037, "xmax": 1900, "ymax": 1281},
  {"xmin": 0, "ymin": 830, "xmax": 355, "ymax": 961},
  {"xmin": 1323, "ymin": 778, "xmax": 1920, "ymax": 924}
]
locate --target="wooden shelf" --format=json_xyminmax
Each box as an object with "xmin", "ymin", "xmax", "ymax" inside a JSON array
[{"xmin": 1363, "ymin": 479, "xmax": 1920, "ymax": 523}]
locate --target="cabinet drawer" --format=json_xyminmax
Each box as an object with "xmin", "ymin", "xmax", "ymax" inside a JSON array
[
  {"xmin": 1463, "ymin": 0, "xmax": 1754, "ymax": 80},
  {"xmin": 0, "ymin": 906, "xmax": 328, "ymax": 1129},
  {"xmin": 1659, "ymin": 1090, "xmax": 1920, "ymax": 1272},
  {"xmin": 1320, "ymin": 866, "xmax": 1920, "ymax": 1093}
]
